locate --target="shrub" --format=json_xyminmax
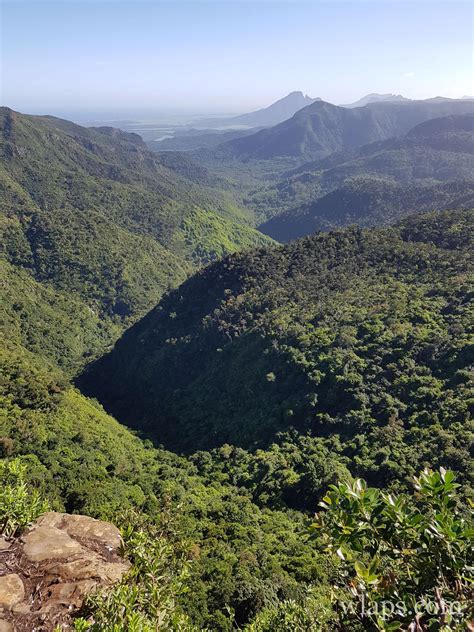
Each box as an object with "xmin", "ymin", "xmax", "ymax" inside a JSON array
[
  {"xmin": 73, "ymin": 513, "xmax": 197, "ymax": 631},
  {"xmin": 313, "ymin": 468, "xmax": 474, "ymax": 631},
  {"xmin": 0, "ymin": 457, "xmax": 49, "ymax": 537}
]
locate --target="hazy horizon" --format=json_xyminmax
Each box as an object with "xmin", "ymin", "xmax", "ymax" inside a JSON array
[
  {"xmin": 1, "ymin": 0, "xmax": 473, "ymax": 120},
  {"xmin": 3, "ymin": 89, "xmax": 474, "ymax": 127}
]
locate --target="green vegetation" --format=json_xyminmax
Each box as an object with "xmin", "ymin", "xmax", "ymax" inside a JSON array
[
  {"xmin": 0, "ymin": 458, "xmax": 49, "ymax": 537},
  {"xmin": 81, "ymin": 211, "xmax": 473, "ymax": 502},
  {"xmin": 74, "ymin": 515, "xmax": 196, "ymax": 631},
  {"xmin": 5, "ymin": 455, "xmax": 471, "ymax": 630},
  {"xmin": 179, "ymin": 207, "xmax": 274, "ymax": 265},
  {"xmin": 0, "ymin": 258, "xmax": 121, "ymax": 372},
  {"xmin": 0, "ymin": 343, "xmax": 327, "ymax": 629},
  {"xmin": 0, "ymin": 107, "xmax": 270, "ymax": 370},
  {"xmin": 314, "ymin": 468, "xmax": 474, "ymax": 630}
]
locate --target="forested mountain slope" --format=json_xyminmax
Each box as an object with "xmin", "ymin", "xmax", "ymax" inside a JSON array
[
  {"xmin": 0, "ymin": 340, "xmax": 328, "ymax": 629},
  {"xmin": 215, "ymin": 99, "xmax": 474, "ymax": 161},
  {"xmin": 0, "ymin": 107, "xmax": 271, "ymax": 370},
  {"xmin": 288, "ymin": 112, "xmax": 474, "ymax": 184},
  {"xmin": 80, "ymin": 210, "xmax": 474, "ymax": 495},
  {"xmin": 249, "ymin": 113, "xmax": 474, "ymax": 234},
  {"xmin": 260, "ymin": 178, "xmax": 474, "ymax": 241},
  {"xmin": 0, "ymin": 258, "xmax": 121, "ymax": 372}
]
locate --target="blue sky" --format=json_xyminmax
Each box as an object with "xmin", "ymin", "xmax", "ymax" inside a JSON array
[{"xmin": 1, "ymin": 0, "xmax": 473, "ymax": 117}]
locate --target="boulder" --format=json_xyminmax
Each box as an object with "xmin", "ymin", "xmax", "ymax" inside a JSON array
[
  {"xmin": 41, "ymin": 513, "xmax": 123, "ymax": 550},
  {"xmin": 56, "ymin": 554, "xmax": 129, "ymax": 584},
  {"xmin": 0, "ymin": 512, "xmax": 130, "ymax": 631},
  {"xmin": 22, "ymin": 526, "xmax": 83, "ymax": 563},
  {"xmin": 0, "ymin": 575, "xmax": 24, "ymax": 609}
]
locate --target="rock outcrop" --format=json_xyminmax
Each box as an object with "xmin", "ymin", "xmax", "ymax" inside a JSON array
[{"xmin": 0, "ymin": 512, "xmax": 130, "ymax": 631}]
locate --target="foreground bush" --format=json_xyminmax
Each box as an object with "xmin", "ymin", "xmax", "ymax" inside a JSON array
[{"xmin": 314, "ymin": 468, "xmax": 474, "ymax": 631}]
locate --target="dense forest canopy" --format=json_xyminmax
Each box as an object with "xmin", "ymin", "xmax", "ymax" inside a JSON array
[{"xmin": 80, "ymin": 210, "xmax": 473, "ymax": 501}]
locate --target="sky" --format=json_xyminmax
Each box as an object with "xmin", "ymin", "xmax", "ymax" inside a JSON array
[{"xmin": 1, "ymin": 0, "xmax": 473, "ymax": 119}]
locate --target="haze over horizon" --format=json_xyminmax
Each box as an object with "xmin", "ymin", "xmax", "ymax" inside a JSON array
[{"xmin": 1, "ymin": 0, "xmax": 473, "ymax": 120}]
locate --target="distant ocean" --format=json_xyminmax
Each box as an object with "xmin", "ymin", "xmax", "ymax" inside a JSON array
[{"xmin": 69, "ymin": 111, "xmax": 247, "ymax": 142}]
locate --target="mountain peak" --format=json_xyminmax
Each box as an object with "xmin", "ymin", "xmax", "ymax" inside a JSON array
[
  {"xmin": 341, "ymin": 93, "xmax": 410, "ymax": 108},
  {"xmin": 283, "ymin": 90, "xmax": 318, "ymax": 101},
  {"xmin": 198, "ymin": 92, "xmax": 318, "ymax": 129}
]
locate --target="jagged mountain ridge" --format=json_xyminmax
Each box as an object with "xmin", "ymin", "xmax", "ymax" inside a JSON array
[{"xmin": 340, "ymin": 93, "xmax": 410, "ymax": 108}]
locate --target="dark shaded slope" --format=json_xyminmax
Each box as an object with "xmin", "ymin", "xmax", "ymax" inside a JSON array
[
  {"xmin": 260, "ymin": 178, "xmax": 474, "ymax": 241},
  {"xmin": 80, "ymin": 210, "xmax": 474, "ymax": 465}
]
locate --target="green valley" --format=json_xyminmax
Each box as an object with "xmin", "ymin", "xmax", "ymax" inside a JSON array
[{"xmin": 2, "ymin": 1, "xmax": 474, "ymax": 628}]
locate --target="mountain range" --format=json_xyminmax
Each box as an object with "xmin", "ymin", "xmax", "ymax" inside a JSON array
[
  {"xmin": 213, "ymin": 98, "xmax": 474, "ymax": 161},
  {"xmin": 256, "ymin": 112, "xmax": 474, "ymax": 239},
  {"xmin": 148, "ymin": 92, "xmax": 474, "ymax": 154}
]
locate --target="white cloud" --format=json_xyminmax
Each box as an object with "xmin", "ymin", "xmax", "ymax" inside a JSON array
[{"xmin": 402, "ymin": 72, "xmax": 416, "ymax": 78}]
